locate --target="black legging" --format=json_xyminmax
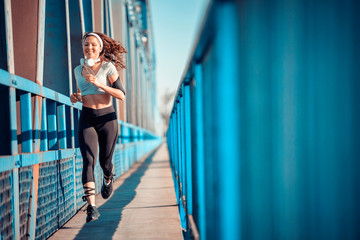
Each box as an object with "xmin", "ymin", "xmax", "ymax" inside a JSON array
[{"xmin": 78, "ymin": 106, "xmax": 118, "ymax": 185}]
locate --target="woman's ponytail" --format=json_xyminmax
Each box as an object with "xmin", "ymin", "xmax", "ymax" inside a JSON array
[{"xmin": 91, "ymin": 32, "xmax": 127, "ymax": 70}]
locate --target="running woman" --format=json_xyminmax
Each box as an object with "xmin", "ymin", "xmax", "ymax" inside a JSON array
[{"xmin": 70, "ymin": 32, "xmax": 127, "ymax": 223}]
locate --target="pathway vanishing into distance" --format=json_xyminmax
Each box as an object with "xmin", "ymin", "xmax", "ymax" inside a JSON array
[{"xmin": 49, "ymin": 143, "xmax": 182, "ymax": 240}]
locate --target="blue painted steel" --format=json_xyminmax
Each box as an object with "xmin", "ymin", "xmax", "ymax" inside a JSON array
[
  {"xmin": 9, "ymin": 88, "xmax": 18, "ymax": 155},
  {"xmin": 68, "ymin": 2, "xmax": 83, "ymax": 94},
  {"xmin": 20, "ymin": 93, "xmax": 33, "ymax": 153},
  {"xmin": 0, "ymin": 157, "xmax": 16, "ymax": 172},
  {"xmin": 57, "ymin": 104, "xmax": 67, "ymax": 149},
  {"xmin": 171, "ymin": 115, "xmax": 176, "ymax": 167},
  {"xmin": 194, "ymin": 63, "xmax": 206, "ymax": 239},
  {"xmin": 139, "ymin": 128, "xmax": 144, "ymax": 140},
  {"xmin": 0, "ymin": 149, "xmax": 79, "ymax": 171},
  {"xmin": 47, "ymin": 100, "xmax": 58, "ymax": 150},
  {"xmin": 120, "ymin": 121, "xmax": 135, "ymax": 144},
  {"xmin": 121, "ymin": 123, "xmax": 128, "ymax": 143},
  {"xmin": 172, "ymin": 114, "xmax": 177, "ymax": 198},
  {"xmin": 43, "ymin": 0, "xmax": 69, "ymax": 96},
  {"xmin": 184, "ymin": 84, "xmax": 192, "ymax": 215},
  {"xmin": 33, "ymin": 97, "xmax": 41, "ymax": 152},
  {"xmin": 65, "ymin": 105, "xmax": 74, "ymax": 148},
  {"xmin": 0, "ymin": 69, "xmax": 82, "ymax": 110},
  {"xmin": 216, "ymin": 3, "xmax": 240, "ymax": 239},
  {"xmin": 40, "ymin": 98, "xmax": 48, "ymax": 151},
  {"xmin": 82, "ymin": 0, "xmax": 93, "ymax": 32},
  {"xmin": 175, "ymin": 100, "xmax": 188, "ymax": 230},
  {"xmin": 131, "ymin": 127, "xmax": 138, "ymax": 142},
  {"xmin": 180, "ymin": 87, "xmax": 186, "ymax": 207},
  {"xmin": 176, "ymin": 102, "xmax": 181, "ymax": 188}
]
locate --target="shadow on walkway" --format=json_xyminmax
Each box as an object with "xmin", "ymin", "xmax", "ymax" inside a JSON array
[{"xmin": 74, "ymin": 147, "xmax": 159, "ymax": 240}]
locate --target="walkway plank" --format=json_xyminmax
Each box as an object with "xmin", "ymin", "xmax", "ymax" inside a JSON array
[{"xmin": 49, "ymin": 143, "xmax": 182, "ymax": 240}]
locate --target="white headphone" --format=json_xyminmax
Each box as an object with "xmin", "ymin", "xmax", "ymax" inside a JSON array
[{"xmin": 80, "ymin": 57, "xmax": 100, "ymax": 67}]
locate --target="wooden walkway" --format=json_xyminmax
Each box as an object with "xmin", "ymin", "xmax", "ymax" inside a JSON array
[{"xmin": 49, "ymin": 143, "xmax": 183, "ymax": 240}]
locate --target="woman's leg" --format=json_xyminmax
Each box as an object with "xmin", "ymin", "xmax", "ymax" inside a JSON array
[
  {"xmin": 97, "ymin": 116, "xmax": 118, "ymax": 199},
  {"xmin": 97, "ymin": 117, "xmax": 118, "ymax": 179},
  {"xmin": 79, "ymin": 117, "xmax": 99, "ymax": 206}
]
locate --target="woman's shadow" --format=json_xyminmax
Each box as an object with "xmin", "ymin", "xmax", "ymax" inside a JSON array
[{"xmin": 74, "ymin": 146, "xmax": 159, "ymax": 239}]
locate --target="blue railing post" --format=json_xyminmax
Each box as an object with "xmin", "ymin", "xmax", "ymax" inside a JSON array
[
  {"xmin": 184, "ymin": 84, "xmax": 193, "ymax": 220},
  {"xmin": 47, "ymin": 100, "xmax": 58, "ymax": 150},
  {"xmin": 170, "ymin": 114, "xmax": 176, "ymax": 168},
  {"xmin": 116, "ymin": 120, "xmax": 121, "ymax": 144},
  {"xmin": 175, "ymin": 104, "xmax": 179, "ymax": 185},
  {"xmin": 57, "ymin": 104, "xmax": 67, "ymax": 149},
  {"xmin": 216, "ymin": 3, "xmax": 241, "ymax": 240},
  {"xmin": 194, "ymin": 63, "xmax": 206, "ymax": 239},
  {"xmin": 180, "ymin": 86, "xmax": 188, "ymax": 233},
  {"xmin": 173, "ymin": 109, "xmax": 179, "ymax": 197},
  {"xmin": 9, "ymin": 87, "xmax": 20, "ymax": 240},
  {"xmin": 180, "ymin": 87, "xmax": 186, "ymax": 205},
  {"xmin": 139, "ymin": 128, "xmax": 144, "ymax": 140},
  {"xmin": 121, "ymin": 121, "xmax": 130, "ymax": 144},
  {"xmin": 33, "ymin": 97, "xmax": 42, "ymax": 152},
  {"xmin": 69, "ymin": 106, "xmax": 77, "ymax": 211},
  {"xmin": 40, "ymin": 98, "xmax": 48, "ymax": 151},
  {"xmin": 131, "ymin": 126, "xmax": 138, "ymax": 142},
  {"xmin": 19, "ymin": 92, "xmax": 36, "ymax": 239},
  {"xmin": 20, "ymin": 92, "xmax": 33, "ymax": 153}
]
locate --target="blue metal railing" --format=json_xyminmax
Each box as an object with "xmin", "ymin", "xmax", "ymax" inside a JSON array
[
  {"xmin": 0, "ymin": 69, "xmax": 161, "ymax": 239},
  {"xmin": 167, "ymin": 0, "xmax": 360, "ymax": 240}
]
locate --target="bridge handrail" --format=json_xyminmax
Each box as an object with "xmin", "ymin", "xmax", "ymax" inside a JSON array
[
  {"xmin": 0, "ymin": 68, "xmax": 82, "ymax": 110},
  {"xmin": 166, "ymin": 1, "xmax": 236, "ymax": 239},
  {"xmin": 0, "ymin": 68, "xmax": 161, "ymax": 239}
]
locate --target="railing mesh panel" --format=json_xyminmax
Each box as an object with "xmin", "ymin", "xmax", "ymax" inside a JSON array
[
  {"xmin": 113, "ymin": 148, "xmax": 123, "ymax": 180},
  {"xmin": 19, "ymin": 166, "xmax": 32, "ymax": 239},
  {"xmin": 36, "ymin": 161, "xmax": 58, "ymax": 239},
  {"xmin": 57, "ymin": 157, "xmax": 75, "ymax": 226},
  {"xmin": 75, "ymin": 154, "xmax": 84, "ymax": 210},
  {"xmin": 0, "ymin": 170, "xmax": 13, "ymax": 240}
]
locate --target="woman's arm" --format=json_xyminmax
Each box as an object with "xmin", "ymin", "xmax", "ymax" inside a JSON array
[{"xmin": 84, "ymin": 73, "xmax": 125, "ymax": 100}]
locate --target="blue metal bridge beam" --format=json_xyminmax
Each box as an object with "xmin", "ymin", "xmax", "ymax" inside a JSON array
[{"xmin": 215, "ymin": 2, "xmax": 241, "ymax": 239}]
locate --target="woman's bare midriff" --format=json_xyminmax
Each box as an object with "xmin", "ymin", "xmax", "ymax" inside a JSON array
[{"xmin": 82, "ymin": 94, "xmax": 112, "ymax": 109}]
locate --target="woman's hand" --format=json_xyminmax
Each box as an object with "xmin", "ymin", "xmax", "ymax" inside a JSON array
[
  {"xmin": 85, "ymin": 74, "xmax": 102, "ymax": 87},
  {"xmin": 70, "ymin": 93, "xmax": 82, "ymax": 103}
]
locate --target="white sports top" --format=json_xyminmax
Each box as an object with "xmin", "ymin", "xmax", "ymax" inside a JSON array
[{"xmin": 74, "ymin": 61, "xmax": 117, "ymax": 96}]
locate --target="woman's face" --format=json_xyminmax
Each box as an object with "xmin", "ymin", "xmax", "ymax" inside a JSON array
[{"xmin": 83, "ymin": 36, "xmax": 102, "ymax": 59}]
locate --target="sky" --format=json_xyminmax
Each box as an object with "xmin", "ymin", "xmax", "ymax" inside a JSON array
[{"xmin": 150, "ymin": 0, "xmax": 209, "ymax": 107}]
